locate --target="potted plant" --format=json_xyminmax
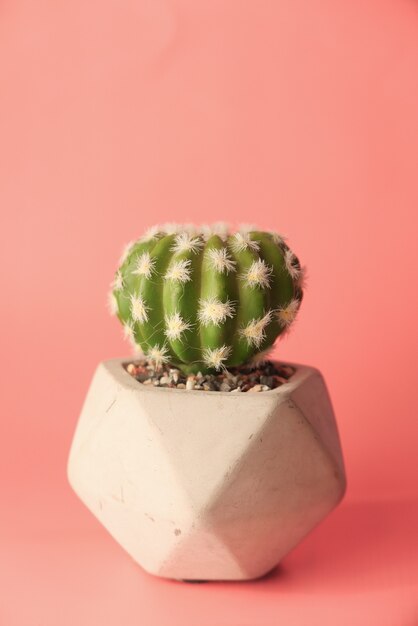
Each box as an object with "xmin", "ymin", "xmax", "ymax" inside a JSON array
[{"xmin": 68, "ymin": 223, "xmax": 346, "ymax": 581}]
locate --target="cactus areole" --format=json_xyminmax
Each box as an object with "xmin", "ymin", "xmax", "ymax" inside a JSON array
[{"xmin": 109, "ymin": 224, "xmax": 305, "ymax": 375}]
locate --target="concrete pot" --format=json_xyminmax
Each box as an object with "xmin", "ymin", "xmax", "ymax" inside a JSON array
[{"xmin": 68, "ymin": 358, "xmax": 346, "ymax": 581}]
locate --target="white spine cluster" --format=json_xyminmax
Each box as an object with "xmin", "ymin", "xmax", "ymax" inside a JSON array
[
  {"xmin": 284, "ymin": 248, "xmax": 301, "ymax": 280},
  {"xmin": 141, "ymin": 225, "xmax": 161, "ymax": 242},
  {"xmin": 241, "ymin": 259, "xmax": 273, "ymax": 289},
  {"xmin": 147, "ymin": 344, "xmax": 170, "ymax": 369},
  {"xmin": 171, "ymin": 232, "xmax": 204, "ymax": 254},
  {"xmin": 276, "ymin": 298, "xmax": 300, "ymax": 328},
  {"xmin": 238, "ymin": 223, "xmax": 257, "ymax": 234},
  {"xmin": 165, "ymin": 259, "xmax": 192, "ymax": 283},
  {"xmin": 200, "ymin": 224, "xmax": 212, "ymax": 241},
  {"xmin": 202, "ymin": 345, "xmax": 231, "ymax": 371},
  {"xmin": 270, "ymin": 231, "xmax": 287, "ymax": 246},
  {"xmin": 200, "ymin": 222, "xmax": 229, "ymax": 241},
  {"xmin": 182, "ymin": 223, "xmax": 198, "ymax": 236},
  {"xmin": 239, "ymin": 311, "xmax": 273, "ymax": 348},
  {"xmin": 107, "ymin": 291, "xmax": 118, "ymax": 316},
  {"xmin": 119, "ymin": 241, "xmax": 135, "ymax": 265},
  {"xmin": 296, "ymin": 265, "xmax": 307, "ymax": 290},
  {"xmin": 131, "ymin": 222, "xmax": 276, "ymax": 245},
  {"xmin": 164, "ymin": 312, "xmax": 192, "ymax": 342},
  {"xmin": 123, "ymin": 320, "xmax": 135, "ymax": 344},
  {"xmin": 132, "ymin": 252, "xmax": 156, "ymax": 279},
  {"xmin": 130, "ymin": 293, "xmax": 150, "ymax": 323},
  {"xmin": 112, "ymin": 271, "xmax": 124, "ymax": 291},
  {"xmin": 230, "ymin": 232, "xmax": 260, "ymax": 253},
  {"xmin": 161, "ymin": 222, "xmax": 180, "ymax": 235},
  {"xmin": 198, "ymin": 297, "xmax": 235, "ymax": 326},
  {"xmin": 207, "ymin": 247, "xmax": 236, "ymax": 274},
  {"xmin": 211, "ymin": 222, "xmax": 229, "ymax": 240}
]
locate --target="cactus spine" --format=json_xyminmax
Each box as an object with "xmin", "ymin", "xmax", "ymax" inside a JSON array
[{"xmin": 110, "ymin": 224, "xmax": 304, "ymax": 374}]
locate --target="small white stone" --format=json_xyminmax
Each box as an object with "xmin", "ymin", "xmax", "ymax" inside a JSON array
[
  {"xmin": 248, "ymin": 384, "xmax": 263, "ymax": 392},
  {"xmin": 170, "ymin": 369, "xmax": 180, "ymax": 383},
  {"xmin": 186, "ymin": 378, "xmax": 196, "ymax": 391}
]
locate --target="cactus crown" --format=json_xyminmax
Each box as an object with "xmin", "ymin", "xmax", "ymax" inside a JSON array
[{"xmin": 109, "ymin": 223, "xmax": 305, "ymax": 374}]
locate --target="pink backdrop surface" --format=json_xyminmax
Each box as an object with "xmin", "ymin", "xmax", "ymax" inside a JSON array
[{"xmin": 1, "ymin": 0, "xmax": 418, "ymax": 624}]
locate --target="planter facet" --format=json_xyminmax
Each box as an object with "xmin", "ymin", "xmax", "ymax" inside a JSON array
[{"xmin": 68, "ymin": 358, "xmax": 346, "ymax": 581}]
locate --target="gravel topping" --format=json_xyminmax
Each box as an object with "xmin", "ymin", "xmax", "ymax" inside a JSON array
[{"xmin": 125, "ymin": 360, "xmax": 295, "ymax": 392}]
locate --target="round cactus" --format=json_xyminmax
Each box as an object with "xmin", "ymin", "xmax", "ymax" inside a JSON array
[{"xmin": 109, "ymin": 224, "xmax": 305, "ymax": 374}]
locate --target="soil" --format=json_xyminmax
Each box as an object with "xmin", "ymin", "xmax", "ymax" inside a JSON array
[{"xmin": 124, "ymin": 359, "xmax": 296, "ymax": 392}]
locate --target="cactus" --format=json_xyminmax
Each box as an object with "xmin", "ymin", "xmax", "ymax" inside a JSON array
[{"xmin": 109, "ymin": 224, "xmax": 305, "ymax": 374}]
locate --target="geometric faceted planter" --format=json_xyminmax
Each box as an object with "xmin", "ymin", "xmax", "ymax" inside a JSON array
[{"xmin": 68, "ymin": 358, "xmax": 346, "ymax": 581}]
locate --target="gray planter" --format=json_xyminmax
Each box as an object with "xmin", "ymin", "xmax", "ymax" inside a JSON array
[{"xmin": 68, "ymin": 358, "xmax": 346, "ymax": 581}]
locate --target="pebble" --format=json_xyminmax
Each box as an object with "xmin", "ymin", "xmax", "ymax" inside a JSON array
[
  {"xmin": 126, "ymin": 358, "xmax": 295, "ymax": 393},
  {"xmin": 248, "ymin": 384, "xmax": 263, "ymax": 392},
  {"xmin": 186, "ymin": 377, "xmax": 196, "ymax": 391},
  {"xmin": 170, "ymin": 369, "xmax": 180, "ymax": 383}
]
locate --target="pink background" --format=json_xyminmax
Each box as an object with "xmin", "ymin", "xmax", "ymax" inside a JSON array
[{"xmin": 1, "ymin": 0, "xmax": 417, "ymax": 624}]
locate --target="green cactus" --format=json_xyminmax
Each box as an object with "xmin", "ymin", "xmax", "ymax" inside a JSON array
[{"xmin": 109, "ymin": 224, "xmax": 305, "ymax": 374}]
